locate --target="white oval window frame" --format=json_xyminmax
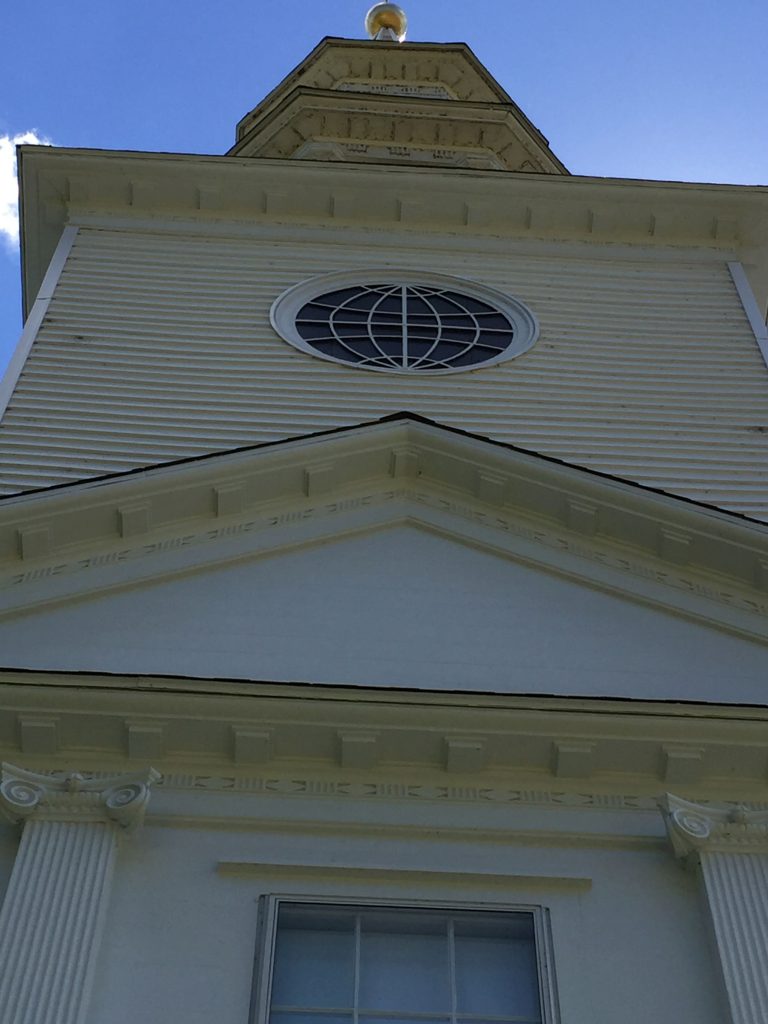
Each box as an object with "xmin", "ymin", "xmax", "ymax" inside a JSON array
[{"xmin": 269, "ymin": 269, "xmax": 540, "ymax": 376}]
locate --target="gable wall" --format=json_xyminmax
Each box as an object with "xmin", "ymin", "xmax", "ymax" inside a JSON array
[{"xmin": 2, "ymin": 225, "xmax": 768, "ymax": 515}]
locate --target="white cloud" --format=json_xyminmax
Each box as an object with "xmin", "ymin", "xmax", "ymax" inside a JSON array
[{"xmin": 0, "ymin": 131, "xmax": 52, "ymax": 251}]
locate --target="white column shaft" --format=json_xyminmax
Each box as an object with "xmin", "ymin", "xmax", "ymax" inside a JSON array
[
  {"xmin": 0, "ymin": 820, "xmax": 117, "ymax": 1024},
  {"xmin": 700, "ymin": 851, "xmax": 768, "ymax": 1024}
]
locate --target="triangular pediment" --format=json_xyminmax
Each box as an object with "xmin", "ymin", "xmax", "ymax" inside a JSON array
[
  {"xmin": 2, "ymin": 519, "xmax": 767, "ymax": 704},
  {"xmin": 228, "ymin": 38, "xmax": 567, "ymax": 173},
  {"xmin": 1, "ymin": 416, "xmax": 767, "ymax": 703}
]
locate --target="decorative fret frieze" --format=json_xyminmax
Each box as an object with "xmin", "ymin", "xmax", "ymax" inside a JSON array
[
  {"xmin": 5, "ymin": 482, "xmax": 768, "ymax": 630},
  {"xmin": 158, "ymin": 772, "xmax": 664, "ymax": 810}
]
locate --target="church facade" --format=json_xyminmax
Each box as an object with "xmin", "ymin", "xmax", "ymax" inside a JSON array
[{"xmin": 1, "ymin": 7, "xmax": 768, "ymax": 1023}]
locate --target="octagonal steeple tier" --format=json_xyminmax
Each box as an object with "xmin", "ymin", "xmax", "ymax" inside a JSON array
[{"xmin": 228, "ymin": 36, "xmax": 568, "ymax": 174}]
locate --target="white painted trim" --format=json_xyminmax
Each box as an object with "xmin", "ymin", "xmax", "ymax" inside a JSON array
[
  {"xmin": 0, "ymin": 226, "xmax": 78, "ymax": 423},
  {"xmin": 727, "ymin": 261, "xmax": 768, "ymax": 368},
  {"xmin": 219, "ymin": 863, "xmax": 592, "ymax": 888},
  {"xmin": 70, "ymin": 214, "xmax": 738, "ymax": 263}
]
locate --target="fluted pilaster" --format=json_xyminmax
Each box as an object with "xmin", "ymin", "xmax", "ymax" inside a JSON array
[
  {"xmin": 0, "ymin": 763, "xmax": 159, "ymax": 1024},
  {"xmin": 661, "ymin": 794, "xmax": 768, "ymax": 1024}
]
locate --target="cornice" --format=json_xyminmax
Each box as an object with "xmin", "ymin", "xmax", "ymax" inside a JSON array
[
  {"xmin": 229, "ymin": 88, "xmax": 561, "ymax": 173},
  {"xmin": 19, "ymin": 145, "xmax": 768, "ymax": 315},
  {"xmin": 1, "ymin": 674, "xmax": 768, "ymax": 798},
  {"xmin": 6, "ymin": 667, "xmax": 768, "ymax": 717}
]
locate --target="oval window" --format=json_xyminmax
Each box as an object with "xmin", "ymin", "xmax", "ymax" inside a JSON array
[{"xmin": 270, "ymin": 271, "xmax": 539, "ymax": 375}]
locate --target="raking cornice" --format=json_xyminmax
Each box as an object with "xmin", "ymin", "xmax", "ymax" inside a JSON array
[{"xmin": 1, "ymin": 415, "xmax": 768, "ymax": 638}]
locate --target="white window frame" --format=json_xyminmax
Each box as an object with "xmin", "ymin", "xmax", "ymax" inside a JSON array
[
  {"xmin": 250, "ymin": 895, "xmax": 560, "ymax": 1024},
  {"xmin": 269, "ymin": 270, "xmax": 540, "ymax": 375}
]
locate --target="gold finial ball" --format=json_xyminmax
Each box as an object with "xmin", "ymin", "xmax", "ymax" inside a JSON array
[{"xmin": 365, "ymin": 3, "xmax": 408, "ymax": 42}]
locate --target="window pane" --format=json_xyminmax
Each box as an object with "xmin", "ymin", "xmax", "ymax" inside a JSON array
[
  {"xmin": 285, "ymin": 281, "xmax": 523, "ymax": 373},
  {"xmin": 271, "ymin": 911, "xmax": 355, "ymax": 1009},
  {"xmin": 454, "ymin": 913, "xmax": 541, "ymax": 1022},
  {"xmin": 359, "ymin": 911, "xmax": 450, "ymax": 1013}
]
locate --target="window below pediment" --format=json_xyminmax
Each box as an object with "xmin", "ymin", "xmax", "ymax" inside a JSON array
[{"xmin": 253, "ymin": 899, "xmax": 557, "ymax": 1024}]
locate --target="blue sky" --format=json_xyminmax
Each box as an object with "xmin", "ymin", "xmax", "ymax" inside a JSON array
[{"xmin": 2, "ymin": 0, "xmax": 768, "ymax": 373}]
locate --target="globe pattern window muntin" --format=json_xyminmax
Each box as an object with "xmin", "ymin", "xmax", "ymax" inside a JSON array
[
  {"xmin": 271, "ymin": 272, "xmax": 539, "ymax": 375},
  {"xmin": 295, "ymin": 284, "xmax": 515, "ymax": 371}
]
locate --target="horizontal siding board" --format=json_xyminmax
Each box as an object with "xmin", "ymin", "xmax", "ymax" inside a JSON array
[{"xmin": 2, "ymin": 227, "xmax": 768, "ymax": 518}]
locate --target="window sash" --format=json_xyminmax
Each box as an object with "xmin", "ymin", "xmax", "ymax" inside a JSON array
[{"xmin": 251, "ymin": 897, "xmax": 560, "ymax": 1024}]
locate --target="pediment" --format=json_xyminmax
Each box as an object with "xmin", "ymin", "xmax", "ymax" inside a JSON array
[
  {"xmin": 2, "ymin": 518, "xmax": 768, "ymax": 704},
  {"xmin": 1, "ymin": 416, "xmax": 768, "ymax": 703},
  {"xmin": 229, "ymin": 38, "xmax": 567, "ymax": 174}
]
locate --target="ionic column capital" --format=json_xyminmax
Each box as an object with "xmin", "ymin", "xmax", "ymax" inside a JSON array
[
  {"xmin": 661, "ymin": 792, "xmax": 768, "ymax": 863},
  {"xmin": 0, "ymin": 762, "xmax": 161, "ymax": 833}
]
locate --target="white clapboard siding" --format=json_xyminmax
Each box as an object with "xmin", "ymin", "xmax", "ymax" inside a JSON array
[{"xmin": 2, "ymin": 226, "xmax": 768, "ymax": 518}]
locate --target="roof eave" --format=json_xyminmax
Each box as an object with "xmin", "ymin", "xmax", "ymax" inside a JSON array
[{"xmin": 17, "ymin": 145, "xmax": 768, "ymax": 319}]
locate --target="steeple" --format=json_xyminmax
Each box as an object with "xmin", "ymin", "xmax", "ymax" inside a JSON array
[{"xmin": 227, "ymin": 9, "xmax": 568, "ymax": 173}]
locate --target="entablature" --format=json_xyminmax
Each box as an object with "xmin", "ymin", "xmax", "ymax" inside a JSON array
[{"xmin": 1, "ymin": 672, "xmax": 768, "ymax": 806}]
